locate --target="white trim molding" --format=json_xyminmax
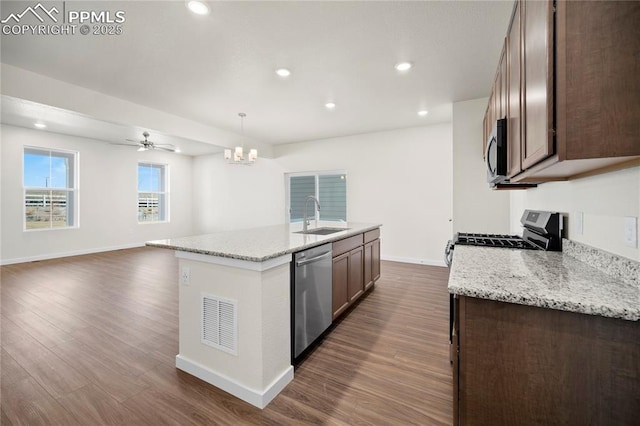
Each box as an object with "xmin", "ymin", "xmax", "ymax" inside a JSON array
[
  {"xmin": 381, "ymin": 255, "xmax": 447, "ymax": 268},
  {"xmin": 175, "ymin": 355, "xmax": 294, "ymax": 409},
  {"xmin": 0, "ymin": 242, "xmax": 145, "ymax": 265}
]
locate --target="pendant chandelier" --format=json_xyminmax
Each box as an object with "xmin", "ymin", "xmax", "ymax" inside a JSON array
[{"xmin": 224, "ymin": 113, "xmax": 258, "ymax": 165}]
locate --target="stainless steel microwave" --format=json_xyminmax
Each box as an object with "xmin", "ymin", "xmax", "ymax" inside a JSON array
[{"xmin": 486, "ymin": 118, "xmax": 508, "ymax": 185}]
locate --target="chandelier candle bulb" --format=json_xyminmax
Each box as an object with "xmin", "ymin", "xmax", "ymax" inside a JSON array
[{"xmin": 234, "ymin": 147, "xmax": 243, "ymax": 162}]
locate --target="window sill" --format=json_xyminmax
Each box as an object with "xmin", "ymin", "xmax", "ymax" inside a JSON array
[{"xmin": 23, "ymin": 225, "xmax": 79, "ymax": 232}]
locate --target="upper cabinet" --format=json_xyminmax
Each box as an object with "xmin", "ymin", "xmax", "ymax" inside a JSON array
[
  {"xmin": 484, "ymin": 0, "xmax": 640, "ymax": 187},
  {"xmin": 521, "ymin": 0, "xmax": 554, "ymax": 170},
  {"xmin": 506, "ymin": 0, "xmax": 522, "ymax": 177},
  {"xmin": 483, "ymin": 42, "xmax": 506, "ymax": 160}
]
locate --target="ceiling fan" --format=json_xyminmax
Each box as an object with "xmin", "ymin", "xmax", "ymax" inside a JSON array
[{"xmin": 112, "ymin": 131, "xmax": 178, "ymax": 152}]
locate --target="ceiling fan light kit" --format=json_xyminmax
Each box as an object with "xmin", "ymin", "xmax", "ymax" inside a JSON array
[{"xmin": 225, "ymin": 113, "xmax": 258, "ymax": 165}]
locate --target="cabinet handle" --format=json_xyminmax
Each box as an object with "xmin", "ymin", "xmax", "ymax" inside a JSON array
[{"xmin": 485, "ymin": 136, "xmax": 496, "ymax": 174}]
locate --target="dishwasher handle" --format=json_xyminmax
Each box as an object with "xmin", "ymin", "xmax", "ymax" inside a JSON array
[{"xmin": 295, "ymin": 251, "xmax": 332, "ymax": 267}]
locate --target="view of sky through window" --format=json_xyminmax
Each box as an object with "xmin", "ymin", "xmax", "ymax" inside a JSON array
[
  {"xmin": 23, "ymin": 151, "xmax": 69, "ymax": 188},
  {"xmin": 138, "ymin": 164, "xmax": 161, "ymax": 192}
]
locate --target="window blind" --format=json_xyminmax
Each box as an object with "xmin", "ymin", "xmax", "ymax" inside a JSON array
[
  {"xmin": 289, "ymin": 175, "xmax": 316, "ymax": 222},
  {"xmin": 318, "ymin": 175, "xmax": 346, "ymax": 221}
]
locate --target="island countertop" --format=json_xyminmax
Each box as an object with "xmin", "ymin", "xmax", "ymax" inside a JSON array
[
  {"xmin": 146, "ymin": 222, "xmax": 382, "ymax": 262},
  {"xmin": 448, "ymin": 244, "xmax": 639, "ymax": 321}
]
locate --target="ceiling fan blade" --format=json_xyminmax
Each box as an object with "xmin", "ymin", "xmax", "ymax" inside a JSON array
[
  {"xmin": 125, "ymin": 138, "xmax": 142, "ymax": 143},
  {"xmin": 110, "ymin": 142, "xmax": 140, "ymax": 147},
  {"xmin": 154, "ymin": 146, "xmax": 176, "ymax": 152}
]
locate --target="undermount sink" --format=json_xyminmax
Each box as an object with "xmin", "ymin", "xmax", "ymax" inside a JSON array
[{"xmin": 295, "ymin": 227, "xmax": 349, "ymax": 236}]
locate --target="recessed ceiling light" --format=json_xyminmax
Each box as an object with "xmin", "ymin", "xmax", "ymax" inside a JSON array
[
  {"xmin": 395, "ymin": 62, "xmax": 412, "ymax": 72},
  {"xmin": 175, "ymin": 147, "xmax": 182, "ymax": 153},
  {"xmin": 187, "ymin": 1, "xmax": 209, "ymax": 15},
  {"xmin": 34, "ymin": 122, "xmax": 47, "ymax": 129},
  {"xmin": 275, "ymin": 68, "xmax": 291, "ymax": 77},
  {"xmin": 418, "ymin": 110, "xmax": 429, "ymax": 117},
  {"xmin": 325, "ymin": 102, "xmax": 336, "ymax": 110}
]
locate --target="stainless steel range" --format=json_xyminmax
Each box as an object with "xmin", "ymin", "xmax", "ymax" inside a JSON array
[
  {"xmin": 445, "ymin": 209, "xmax": 563, "ymax": 267},
  {"xmin": 445, "ymin": 209, "xmax": 564, "ymax": 363}
]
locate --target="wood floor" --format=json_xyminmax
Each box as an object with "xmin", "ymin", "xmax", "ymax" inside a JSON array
[{"xmin": 1, "ymin": 247, "xmax": 452, "ymax": 425}]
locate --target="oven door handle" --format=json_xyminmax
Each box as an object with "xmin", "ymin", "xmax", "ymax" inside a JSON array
[{"xmin": 444, "ymin": 240, "xmax": 454, "ymax": 267}]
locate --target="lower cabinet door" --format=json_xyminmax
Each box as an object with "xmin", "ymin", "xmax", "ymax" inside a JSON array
[
  {"xmin": 332, "ymin": 252, "xmax": 349, "ymax": 320},
  {"xmin": 372, "ymin": 238, "xmax": 380, "ymax": 282},
  {"xmin": 347, "ymin": 246, "xmax": 364, "ymax": 303},
  {"xmin": 363, "ymin": 242, "xmax": 373, "ymax": 290}
]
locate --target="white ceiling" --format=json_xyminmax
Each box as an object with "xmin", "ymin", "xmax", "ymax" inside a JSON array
[
  {"xmin": 0, "ymin": 0, "xmax": 513, "ymax": 147},
  {"xmin": 1, "ymin": 96, "xmax": 223, "ymax": 156}
]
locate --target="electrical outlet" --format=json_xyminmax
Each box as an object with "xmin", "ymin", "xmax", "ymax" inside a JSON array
[
  {"xmin": 575, "ymin": 211, "xmax": 584, "ymax": 236},
  {"xmin": 624, "ymin": 216, "xmax": 638, "ymax": 248},
  {"xmin": 180, "ymin": 267, "xmax": 191, "ymax": 285}
]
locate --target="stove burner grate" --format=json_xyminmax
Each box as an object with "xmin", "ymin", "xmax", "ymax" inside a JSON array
[{"xmin": 455, "ymin": 233, "xmax": 537, "ymax": 250}]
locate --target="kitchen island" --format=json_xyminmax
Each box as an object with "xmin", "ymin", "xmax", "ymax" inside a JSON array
[
  {"xmin": 448, "ymin": 240, "xmax": 639, "ymax": 425},
  {"xmin": 147, "ymin": 222, "xmax": 381, "ymax": 409}
]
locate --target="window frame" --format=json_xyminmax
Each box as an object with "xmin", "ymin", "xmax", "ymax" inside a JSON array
[
  {"xmin": 285, "ymin": 170, "xmax": 347, "ymax": 224},
  {"xmin": 137, "ymin": 161, "xmax": 170, "ymax": 224},
  {"xmin": 23, "ymin": 146, "xmax": 79, "ymax": 232}
]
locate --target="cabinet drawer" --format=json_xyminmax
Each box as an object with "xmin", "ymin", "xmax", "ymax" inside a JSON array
[
  {"xmin": 364, "ymin": 228, "xmax": 380, "ymax": 244},
  {"xmin": 332, "ymin": 234, "xmax": 363, "ymax": 257}
]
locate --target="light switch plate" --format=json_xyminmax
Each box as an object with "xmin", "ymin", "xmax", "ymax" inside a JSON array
[
  {"xmin": 624, "ymin": 216, "xmax": 638, "ymax": 248},
  {"xmin": 575, "ymin": 211, "xmax": 584, "ymax": 236}
]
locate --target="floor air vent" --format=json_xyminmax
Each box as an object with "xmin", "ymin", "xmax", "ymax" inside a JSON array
[{"xmin": 201, "ymin": 293, "xmax": 238, "ymax": 356}]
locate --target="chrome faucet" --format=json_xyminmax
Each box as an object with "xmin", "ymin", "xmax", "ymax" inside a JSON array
[{"xmin": 303, "ymin": 195, "xmax": 321, "ymax": 232}]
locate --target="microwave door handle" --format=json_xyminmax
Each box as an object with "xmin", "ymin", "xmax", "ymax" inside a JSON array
[{"xmin": 485, "ymin": 137, "xmax": 495, "ymax": 174}]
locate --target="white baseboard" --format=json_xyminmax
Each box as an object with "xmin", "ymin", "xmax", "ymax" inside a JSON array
[
  {"xmin": 175, "ymin": 354, "xmax": 294, "ymax": 409},
  {"xmin": 381, "ymin": 255, "xmax": 447, "ymax": 267},
  {"xmin": 0, "ymin": 242, "xmax": 146, "ymax": 265}
]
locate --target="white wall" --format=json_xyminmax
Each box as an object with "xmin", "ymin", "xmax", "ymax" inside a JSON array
[
  {"xmin": 452, "ymin": 98, "xmax": 511, "ymax": 234},
  {"xmin": 0, "ymin": 124, "xmax": 195, "ymax": 264},
  {"xmin": 273, "ymin": 125, "xmax": 453, "ymax": 266},
  {"xmin": 510, "ymin": 166, "xmax": 640, "ymax": 261},
  {"xmin": 192, "ymin": 154, "xmax": 286, "ymax": 233}
]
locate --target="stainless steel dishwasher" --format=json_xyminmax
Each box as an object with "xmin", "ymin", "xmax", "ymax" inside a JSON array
[{"xmin": 292, "ymin": 242, "xmax": 333, "ymax": 359}]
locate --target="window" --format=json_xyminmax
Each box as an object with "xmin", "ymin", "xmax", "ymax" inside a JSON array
[
  {"xmin": 23, "ymin": 147, "xmax": 78, "ymax": 230},
  {"xmin": 286, "ymin": 171, "xmax": 347, "ymax": 223},
  {"xmin": 138, "ymin": 162, "xmax": 168, "ymax": 223}
]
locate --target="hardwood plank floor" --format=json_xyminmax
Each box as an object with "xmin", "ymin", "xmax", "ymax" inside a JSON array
[{"xmin": 1, "ymin": 247, "xmax": 452, "ymax": 425}]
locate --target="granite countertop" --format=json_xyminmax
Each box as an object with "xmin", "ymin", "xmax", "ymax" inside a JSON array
[
  {"xmin": 448, "ymin": 244, "xmax": 640, "ymax": 321},
  {"xmin": 146, "ymin": 222, "xmax": 381, "ymax": 262}
]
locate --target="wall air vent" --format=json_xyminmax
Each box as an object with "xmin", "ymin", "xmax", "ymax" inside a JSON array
[{"xmin": 201, "ymin": 293, "xmax": 238, "ymax": 356}]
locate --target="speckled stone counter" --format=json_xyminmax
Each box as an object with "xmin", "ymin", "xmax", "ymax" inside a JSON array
[
  {"xmin": 448, "ymin": 244, "xmax": 639, "ymax": 321},
  {"xmin": 147, "ymin": 222, "xmax": 381, "ymax": 262}
]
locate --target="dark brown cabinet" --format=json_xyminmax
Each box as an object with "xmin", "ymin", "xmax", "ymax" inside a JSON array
[
  {"xmin": 332, "ymin": 252, "xmax": 350, "ymax": 320},
  {"xmin": 331, "ymin": 229, "xmax": 381, "ymax": 320},
  {"xmin": 521, "ymin": 0, "xmax": 554, "ymax": 170},
  {"xmin": 484, "ymin": 0, "xmax": 640, "ymax": 186},
  {"xmin": 483, "ymin": 43, "xmax": 506, "ymax": 160},
  {"xmin": 506, "ymin": 0, "xmax": 522, "ymax": 177},
  {"xmin": 453, "ymin": 296, "xmax": 640, "ymax": 425},
  {"xmin": 363, "ymin": 230, "xmax": 380, "ymax": 291},
  {"xmin": 347, "ymin": 246, "xmax": 364, "ymax": 303}
]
